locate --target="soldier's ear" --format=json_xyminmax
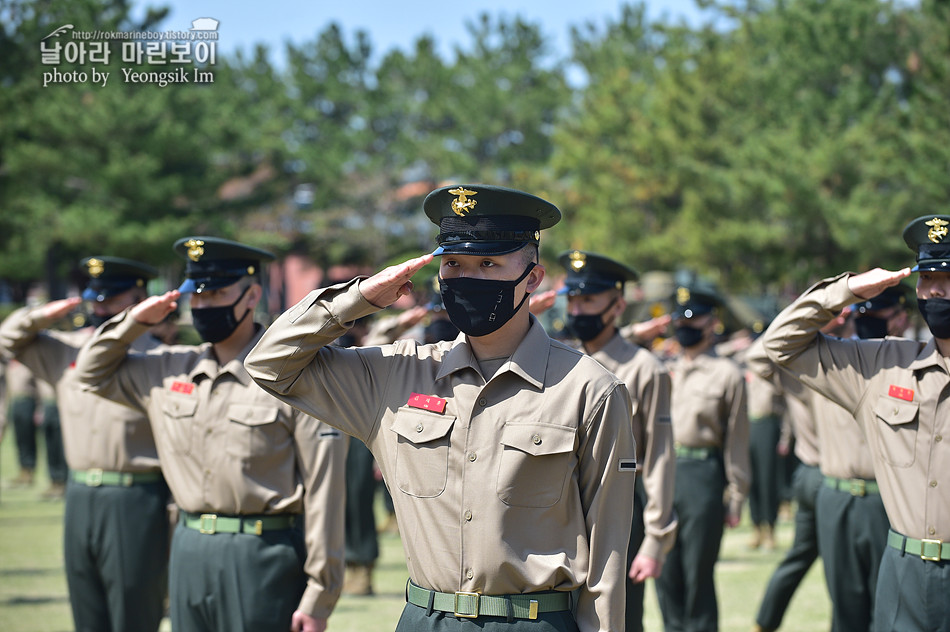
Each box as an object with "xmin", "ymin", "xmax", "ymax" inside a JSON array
[
  {"xmin": 526, "ymin": 264, "xmax": 545, "ymax": 293},
  {"xmin": 246, "ymin": 283, "xmax": 263, "ymax": 310}
]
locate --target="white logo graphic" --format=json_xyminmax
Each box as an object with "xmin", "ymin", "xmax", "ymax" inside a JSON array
[
  {"xmin": 42, "ymin": 24, "xmax": 74, "ymax": 40},
  {"xmin": 190, "ymin": 18, "xmax": 219, "ymax": 31}
]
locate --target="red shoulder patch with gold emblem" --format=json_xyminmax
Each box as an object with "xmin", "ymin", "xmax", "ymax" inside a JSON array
[
  {"xmin": 888, "ymin": 385, "xmax": 914, "ymax": 401},
  {"xmin": 407, "ymin": 393, "xmax": 446, "ymax": 413}
]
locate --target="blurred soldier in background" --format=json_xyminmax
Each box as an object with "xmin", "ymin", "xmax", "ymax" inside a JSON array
[
  {"xmin": 745, "ymin": 342, "xmax": 785, "ymax": 552},
  {"xmin": 4, "ymin": 358, "xmax": 67, "ymax": 497},
  {"xmin": 75, "ymin": 237, "xmax": 347, "ymax": 632},
  {"xmin": 545, "ymin": 250, "xmax": 678, "ymax": 632},
  {"xmin": 0, "ymin": 256, "xmax": 169, "ymax": 632},
  {"xmin": 655, "ymin": 282, "xmax": 750, "ymax": 632}
]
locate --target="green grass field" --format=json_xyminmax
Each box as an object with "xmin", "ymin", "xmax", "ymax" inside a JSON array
[{"xmin": 0, "ymin": 434, "xmax": 831, "ymax": 631}]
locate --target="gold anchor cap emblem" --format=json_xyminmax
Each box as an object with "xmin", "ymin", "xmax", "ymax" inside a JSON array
[
  {"xmin": 185, "ymin": 239, "xmax": 205, "ymax": 262},
  {"xmin": 568, "ymin": 251, "xmax": 586, "ymax": 271},
  {"xmin": 86, "ymin": 258, "xmax": 104, "ymax": 278},
  {"xmin": 448, "ymin": 187, "xmax": 478, "ymax": 217},
  {"xmin": 926, "ymin": 217, "xmax": 949, "ymax": 243},
  {"xmin": 677, "ymin": 287, "xmax": 691, "ymax": 305}
]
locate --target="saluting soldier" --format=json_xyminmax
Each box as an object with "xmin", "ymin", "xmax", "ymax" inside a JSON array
[
  {"xmin": 0, "ymin": 257, "xmax": 168, "ymax": 632},
  {"xmin": 244, "ymin": 184, "xmax": 638, "ymax": 632},
  {"xmin": 761, "ymin": 215, "xmax": 950, "ymax": 632},
  {"xmin": 745, "ymin": 345, "xmax": 785, "ymax": 552},
  {"xmin": 74, "ymin": 238, "xmax": 347, "ymax": 632},
  {"xmin": 654, "ymin": 283, "xmax": 750, "ymax": 632},
  {"xmin": 537, "ymin": 250, "xmax": 677, "ymax": 632}
]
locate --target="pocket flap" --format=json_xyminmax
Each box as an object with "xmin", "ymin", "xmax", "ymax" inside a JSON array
[
  {"xmin": 390, "ymin": 408, "xmax": 455, "ymax": 444},
  {"xmin": 227, "ymin": 403, "xmax": 279, "ymax": 427},
  {"xmin": 161, "ymin": 396, "xmax": 198, "ymax": 418},
  {"xmin": 500, "ymin": 423, "xmax": 576, "ymax": 457},
  {"xmin": 874, "ymin": 396, "xmax": 918, "ymax": 427}
]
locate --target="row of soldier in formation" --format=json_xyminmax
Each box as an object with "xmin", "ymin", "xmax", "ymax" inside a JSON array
[{"xmin": 0, "ymin": 183, "xmax": 946, "ymax": 632}]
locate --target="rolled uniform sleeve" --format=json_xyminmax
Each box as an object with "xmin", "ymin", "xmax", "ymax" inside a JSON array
[
  {"xmin": 723, "ymin": 366, "xmax": 750, "ymax": 518},
  {"xmin": 294, "ymin": 411, "xmax": 347, "ymax": 618},
  {"xmin": 637, "ymin": 368, "xmax": 677, "ymax": 561},
  {"xmin": 575, "ymin": 382, "xmax": 637, "ymax": 631}
]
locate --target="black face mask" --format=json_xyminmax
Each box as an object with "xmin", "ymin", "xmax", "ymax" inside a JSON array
[
  {"xmin": 190, "ymin": 286, "xmax": 251, "ymax": 344},
  {"xmin": 674, "ymin": 323, "xmax": 705, "ymax": 348},
  {"xmin": 439, "ymin": 263, "xmax": 535, "ymax": 337},
  {"xmin": 566, "ymin": 297, "xmax": 618, "ymax": 342},
  {"xmin": 854, "ymin": 315, "xmax": 889, "ymax": 340},
  {"xmin": 918, "ymin": 298, "xmax": 950, "ymax": 339}
]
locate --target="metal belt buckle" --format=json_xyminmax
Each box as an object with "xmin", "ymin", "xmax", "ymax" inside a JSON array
[
  {"xmin": 453, "ymin": 591, "xmax": 480, "ymax": 618},
  {"xmin": 920, "ymin": 538, "xmax": 943, "ymax": 562},
  {"xmin": 199, "ymin": 514, "xmax": 217, "ymax": 534},
  {"xmin": 86, "ymin": 468, "xmax": 103, "ymax": 487},
  {"xmin": 849, "ymin": 479, "xmax": 866, "ymax": 496}
]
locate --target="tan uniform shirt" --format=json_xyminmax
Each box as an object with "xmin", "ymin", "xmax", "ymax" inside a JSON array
[
  {"xmin": 0, "ymin": 306, "xmax": 161, "ymax": 472},
  {"xmin": 810, "ymin": 390, "xmax": 876, "ymax": 481},
  {"xmin": 243, "ymin": 280, "xmax": 637, "ymax": 632},
  {"xmin": 589, "ymin": 332, "xmax": 678, "ymax": 563},
  {"xmin": 762, "ymin": 273, "xmax": 949, "ymax": 541},
  {"xmin": 744, "ymin": 337, "xmax": 820, "ymax": 467},
  {"xmin": 5, "ymin": 358, "xmax": 39, "ymax": 399},
  {"xmin": 746, "ymin": 369, "xmax": 786, "ymax": 421},
  {"xmin": 668, "ymin": 350, "xmax": 750, "ymax": 517},
  {"xmin": 73, "ymin": 312, "xmax": 346, "ymax": 618}
]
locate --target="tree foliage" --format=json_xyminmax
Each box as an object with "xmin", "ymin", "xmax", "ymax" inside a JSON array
[{"xmin": 1, "ymin": 0, "xmax": 948, "ymax": 302}]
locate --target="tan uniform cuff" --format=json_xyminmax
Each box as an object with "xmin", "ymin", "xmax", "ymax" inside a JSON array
[
  {"xmin": 637, "ymin": 535, "xmax": 666, "ymax": 563},
  {"xmin": 298, "ymin": 582, "xmax": 335, "ymax": 620}
]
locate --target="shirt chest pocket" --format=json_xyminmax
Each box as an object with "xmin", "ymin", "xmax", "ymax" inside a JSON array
[
  {"xmin": 873, "ymin": 395, "xmax": 919, "ymax": 468},
  {"xmin": 390, "ymin": 408, "xmax": 456, "ymax": 498},
  {"xmin": 226, "ymin": 403, "xmax": 282, "ymax": 458},
  {"xmin": 497, "ymin": 422, "xmax": 576, "ymax": 508},
  {"xmin": 161, "ymin": 396, "xmax": 198, "ymax": 456}
]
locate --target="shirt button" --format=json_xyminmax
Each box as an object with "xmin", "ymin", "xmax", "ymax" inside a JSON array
[
  {"xmin": 478, "ymin": 398, "xmax": 487, "ymax": 407},
  {"xmin": 464, "ymin": 510, "xmax": 472, "ymax": 521},
  {"xmin": 466, "ymin": 569, "xmax": 474, "ymax": 579},
  {"xmin": 416, "ymin": 423, "xmax": 424, "ymax": 433},
  {"xmin": 468, "ymin": 452, "xmax": 477, "ymax": 462},
  {"xmin": 930, "ymin": 526, "xmax": 937, "ymax": 535},
  {"xmin": 937, "ymin": 435, "xmax": 943, "ymax": 442},
  {"xmin": 205, "ymin": 428, "xmax": 212, "ymax": 435},
  {"xmin": 532, "ymin": 434, "xmax": 542, "ymax": 445},
  {"xmin": 931, "ymin": 480, "xmax": 938, "ymax": 488}
]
